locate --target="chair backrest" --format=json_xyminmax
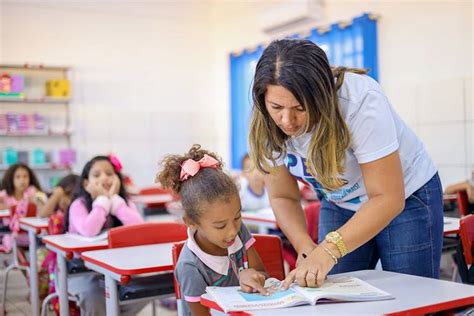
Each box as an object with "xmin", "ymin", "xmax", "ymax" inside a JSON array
[
  {"xmin": 459, "ymin": 214, "xmax": 474, "ymax": 265},
  {"xmin": 171, "ymin": 233, "xmax": 285, "ymax": 299},
  {"xmin": 10, "ymin": 203, "xmax": 37, "ymax": 217},
  {"xmin": 252, "ymin": 234, "xmax": 285, "ymax": 280},
  {"xmin": 304, "ymin": 201, "xmax": 320, "ymax": 242},
  {"xmin": 108, "ymin": 222, "xmax": 187, "ymax": 248},
  {"xmin": 137, "ymin": 186, "xmax": 173, "ymax": 208},
  {"xmin": 457, "ymin": 191, "xmax": 470, "ymax": 216},
  {"xmin": 172, "ymin": 241, "xmax": 186, "ymax": 299}
]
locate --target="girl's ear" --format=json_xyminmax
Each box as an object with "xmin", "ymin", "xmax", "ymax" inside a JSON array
[
  {"xmin": 82, "ymin": 179, "xmax": 89, "ymax": 189},
  {"xmin": 183, "ymin": 215, "xmax": 197, "ymax": 229}
]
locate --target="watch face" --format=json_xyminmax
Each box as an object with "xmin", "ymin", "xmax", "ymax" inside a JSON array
[{"xmin": 328, "ymin": 232, "xmax": 340, "ymax": 241}]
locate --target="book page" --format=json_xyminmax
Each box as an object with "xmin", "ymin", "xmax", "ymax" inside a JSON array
[
  {"xmin": 206, "ymin": 278, "xmax": 308, "ymax": 312},
  {"xmin": 66, "ymin": 231, "xmax": 108, "ymax": 243},
  {"xmin": 293, "ymin": 276, "xmax": 393, "ymax": 304}
]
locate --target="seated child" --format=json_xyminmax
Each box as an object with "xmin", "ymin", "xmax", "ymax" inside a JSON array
[
  {"xmin": 38, "ymin": 174, "xmax": 80, "ymax": 218},
  {"xmin": 239, "ymin": 153, "xmax": 270, "ymax": 211},
  {"xmin": 65, "ymin": 155, "xmax": 145, "ymax": 315},
  {"xmin": 0, "ymin": 163, "xmax": 44, "ymax": 252},
  {"xmin": 157, "ymin": 144, "xmax": 269, "ymax": 316}
]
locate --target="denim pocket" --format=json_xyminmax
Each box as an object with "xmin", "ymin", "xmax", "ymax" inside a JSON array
[
  {"xmin": 387, "ymin": 192, "xmax": 432, "ymax": 253},
  {"xmin": 409, "ymin": 185, "xmax": 430, "ymax": 210}
]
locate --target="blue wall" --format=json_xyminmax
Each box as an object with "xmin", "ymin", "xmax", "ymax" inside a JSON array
[{"xmin": 230, "ymin": 13, "xmax": 378, "ymax": 169}]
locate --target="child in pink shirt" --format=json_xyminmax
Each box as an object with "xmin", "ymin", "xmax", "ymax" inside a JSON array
[
  {"xmin": 0, "ymin": 163, "xmax": 44, "ymax": 252},
  {"xmin": 65, "ymin": 155, "xmax": 144, "ymax": 315}
]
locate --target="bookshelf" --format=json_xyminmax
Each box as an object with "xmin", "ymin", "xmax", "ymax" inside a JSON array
[{"xmin": 0, "ymin": 63, "xmax": 75, "ymax": 191}]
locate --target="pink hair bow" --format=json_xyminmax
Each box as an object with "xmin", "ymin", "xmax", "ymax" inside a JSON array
[
  {"xmin": 108, "ymin": 154, "xmax": 123, "ymax": 172},
  {"xmin": 180, "ymin": 154, "xmax": 219, "ymax": 181}
]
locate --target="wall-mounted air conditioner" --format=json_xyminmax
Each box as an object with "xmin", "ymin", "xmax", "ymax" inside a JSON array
[{"xmin": 259, "ymin": 0, "xmax": 326, "ymax": 35}]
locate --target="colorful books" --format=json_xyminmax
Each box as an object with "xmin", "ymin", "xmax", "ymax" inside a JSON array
[{"xmin": 205, "ymin": 276, "xmax": 393, "ymax": 313}]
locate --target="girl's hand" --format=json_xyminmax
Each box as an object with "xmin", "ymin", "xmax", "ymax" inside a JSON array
[
  {"xmin": 108, "ymin": 175, "xmax": 121, "ymax": 197},
  {"xmin": 33, "ymin": 191, "xmax": 48, "ymax": 206},
  {"xmin": 281, "ymin": 242, "xmax": 337, "ymax": 289},
  {"xmin": 239, "ymin": 268, "xmax": 269, "ymax": 295},
  {"xmin": 86, "ymin": 180, "xmax": 107, "ymax": 199}
]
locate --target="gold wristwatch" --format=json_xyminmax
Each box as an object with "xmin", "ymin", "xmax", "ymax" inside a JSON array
[{"xmin": 325, "ymin": 231, "xmax": 348, "ymax": 257}]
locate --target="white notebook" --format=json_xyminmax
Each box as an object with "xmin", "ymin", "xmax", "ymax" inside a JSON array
[
  {"xmin": 206, "ymin": 276, "xmax": 393, "ymax": 313},
  {"xmin": 65, "ymin": 231, "xmax": 108, "ymax": 243}
]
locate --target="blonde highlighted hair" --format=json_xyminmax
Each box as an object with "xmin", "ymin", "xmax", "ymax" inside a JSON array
[{"xmin": 249, "ymin": 39, "xmax": 367, "ymax": 191}]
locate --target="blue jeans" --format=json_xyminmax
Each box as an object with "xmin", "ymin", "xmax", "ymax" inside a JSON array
[{"xmin": 318, "ymin": 173, "xmax": 444, "ymax": 278}]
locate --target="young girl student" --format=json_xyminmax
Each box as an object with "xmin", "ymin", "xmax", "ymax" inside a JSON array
[
  {"xmin": 239, "ymin": 153, "xmax": 270, "ymax": 211},
  {"xmin": 65, "ymin": 155, "xmax": 145, "ymax": 315},
  {"xmin": 0, "ymin": 163, "xmax": 44, "ymax": 252},
  {"xmin": 38, "ymin": 174, "xmax": 80, "ymax": 218},
  {"xmin": 157, "ymin": 144, "xmax": 269, "ymax": 316}
]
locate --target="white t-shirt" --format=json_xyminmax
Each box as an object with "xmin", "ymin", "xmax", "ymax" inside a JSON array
[
  {"xmin": 275, "ymin": 72, "xmax": 437, "ymax": 211},
  {"xmin": 239, "ymin": 178, "xmax": 270, "ymax": 211}
]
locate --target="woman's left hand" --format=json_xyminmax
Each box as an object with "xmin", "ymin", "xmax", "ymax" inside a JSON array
[
  {"xmin": 281, "ymin": 243, "xmax": 337, "ymax": 289},
  {"xmin": 239, "ymin": 268, "xmax": 269, "ymax": 295}
]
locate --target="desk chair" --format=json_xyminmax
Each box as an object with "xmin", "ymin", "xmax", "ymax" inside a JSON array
[
  {"xmin": 457, "ymin": 191, "xmax": 471, "ymax": 216},
  {"xmin": 172, "ymin": 233, "xmax": 285, "ymax": 316},
  {"xmin": 1, "ymin": 203, "xmax": 36, "ymax": 315},
  {"xmin": 108, "ymin": 222, "xmax": 187, "ymax": 315},
  {"xmin": 282, "ymin": 201, "xmax": 320, "ymax": 270},
  {"xmin": 456, "ymin": 214, "xmax": 474, "ymax": 284},
  {"xmin": 138, "ymin": 186, "xmax": 173, "ymax": 216}
]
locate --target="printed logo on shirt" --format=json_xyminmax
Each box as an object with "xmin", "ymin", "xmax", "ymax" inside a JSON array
[{"xmin": 287, "ymin": 153, "xmax": 362, "ymax": 205}]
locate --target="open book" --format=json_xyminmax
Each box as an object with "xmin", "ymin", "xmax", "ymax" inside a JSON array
[
  {"xmin": 65, "ymin": 231, "xmax": 108, "ymax": 243},
  {"xmin": 205, "ymin": 276, "xmax": 393, "ymax": 312}
]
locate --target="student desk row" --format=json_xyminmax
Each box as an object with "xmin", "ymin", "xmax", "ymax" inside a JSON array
[
  {"xmin": 18, "ymin": 217, "xmax": 49, "ymax": 316},
  {"xmin": 201, "ymin": 269, "xmax": 474, "ymax": 315},
  {"xmin": 243, "ymin": 208, "xmax": 461, "ymax": 237},
  {"xmin": 81, "ymin": 243, "xmax": 175, "ymax": 316},
  {"xmin": 42, "ymin": 234, "xmax": 108, "ymax": 316},
  {"xmin": 14, "ymin": 215, "xmax": 471, "ymax": 316},
  {"xmin": 41, "ymin": 234, "xmax": 177, "ymax": 316}
]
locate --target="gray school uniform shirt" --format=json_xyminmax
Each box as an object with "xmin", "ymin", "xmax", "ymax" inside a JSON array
[{"xmin": 176, "ymin": 224, "xmax": 255, "ymax": 316}]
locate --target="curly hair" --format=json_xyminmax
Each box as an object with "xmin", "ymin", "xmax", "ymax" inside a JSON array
[{"xmin": 156, "ymin": 144, "xmax": 238, "ymax": 223}]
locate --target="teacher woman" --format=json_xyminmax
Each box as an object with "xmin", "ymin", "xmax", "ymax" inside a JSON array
[{"xmin": 248, "ymin": 39, "xmax": 443, "ymax": 288}]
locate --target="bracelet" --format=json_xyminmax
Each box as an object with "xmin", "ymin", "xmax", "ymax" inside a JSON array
[{"xmin": 321, "ymin": 245, "xmax": 338, "ymax": 265}]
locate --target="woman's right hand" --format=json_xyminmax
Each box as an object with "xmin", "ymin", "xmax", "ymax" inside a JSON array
[{"xmin": 296, "ymin": 241, "xmax": 318, "ymax": 267}]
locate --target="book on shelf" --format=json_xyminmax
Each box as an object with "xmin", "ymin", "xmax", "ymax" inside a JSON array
[{"xmin": 205, "ymin": 276, "xmax": 393, "ymax": 312}]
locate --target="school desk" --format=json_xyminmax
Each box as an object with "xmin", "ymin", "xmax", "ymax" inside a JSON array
[
  {"xmin": 0, "ymin": 209, "xmax": 11, "ymax": 219},
  {"xmin": 243, "ymin": 208, "xmax": 460, "ymax": 237},
  {"xmin": 42, "ymin": 234, "xmax": 108, "ymax": 316},
  {"xmin": 242, "ymin": 208, "xmax": 277, "ymax": 234},
  {"xmin": 443, "ymin": 216, "xmax": 460, "ymax": 236},
  {"xmin": 129, "ymin": 194, "xmax": 174, "ymax": 206},
  {"xmin": 81, "ymin": 243, "xmax": 175, "ymax": 316},
  {"xmin": 18, "ymin": 217, "xmax": 48, "ymax": 316},
  {"xmin": 201, "ymin": 269, "xmax": 474, "ymax": 315}
]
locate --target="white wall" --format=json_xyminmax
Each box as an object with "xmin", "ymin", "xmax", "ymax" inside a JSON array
[
  {"xmin": 1, "ymin": 1, "xmax": 472, "ymax": 189},
  {"xmin": 1, "ymin": 2, "xmax": 216, "ymax": 186},
  {"xmin": 210, "ymin": 0, "xmax": 473, "ymax": 187}
]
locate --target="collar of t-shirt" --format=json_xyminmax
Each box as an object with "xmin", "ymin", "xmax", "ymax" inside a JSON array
[{"xmin": 186, "ymin": 227, "xmax": 243, "ymax": 276}]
